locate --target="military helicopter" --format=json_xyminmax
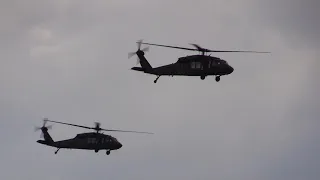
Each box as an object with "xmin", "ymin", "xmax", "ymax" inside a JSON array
[
  {"xmin": 128, "ymin": 40, "xmax": 270, "ymax": 83},
  {"xmin": 35, "ymin": 118, "xmax": 153, "ymax": 155}
]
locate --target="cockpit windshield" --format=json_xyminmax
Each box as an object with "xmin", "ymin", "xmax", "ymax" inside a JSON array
[
  {"xmin": 110, "ymin": 136, "xmax": 118, "ymax": 142},
  {"xmin": 221, "ymin": 60, "xmax": 227, "ymax": 64},
  {"xmin": 217, "ymin": 59, "xmax": 227, "ymax": 65}
]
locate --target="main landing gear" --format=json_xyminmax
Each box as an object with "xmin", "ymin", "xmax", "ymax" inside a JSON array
[
  {"xmin": 55, "ymin": 148, "xmax": 60, "ymax": 154},
  {"xmin": 94, "ymin": 149, "xmax": 110, "ymax": 155},
  {"xmin": 154, "ymin": 75, "xmax": 161, "ymax": 83},
  {"xmin": 200, "ymin": 75, "xmax": 220, "ymax": 82}
]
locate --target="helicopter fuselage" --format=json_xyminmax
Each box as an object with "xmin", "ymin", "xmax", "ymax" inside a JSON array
[
  {"xmin": 130, "ymin": 41, "xmax": 269, "ymax": 83},
  {"xmin": 37, "ymin": 132, "xmax": 122, "ymax": 154},
  {"xmin": 148, "ymin": 60, "xmax": 233, "ymax": 76},
  {"xmin": 131, "ymin": 54, "xmax": 234, "ymax": 82},
  {"xmin": 36, "ymin": 119, "xmax": 152, "ymax": 154}
]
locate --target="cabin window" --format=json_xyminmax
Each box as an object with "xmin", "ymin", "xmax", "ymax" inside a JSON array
[
  {"xmin": 101, "ymin": 138, "xmax": 109, "ymax": 143},
  {"xmin": 87, "ymin": 138, "xmax": 97, "ymax": 144},
  {"xmin": 190, "ymin": 61, "xmax": 202, "ymax": 69}
]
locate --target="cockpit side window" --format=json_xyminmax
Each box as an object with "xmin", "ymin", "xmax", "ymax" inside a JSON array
[{"xmin": 211, "ymin": 60, "xmax": 217, "ymax": 67}]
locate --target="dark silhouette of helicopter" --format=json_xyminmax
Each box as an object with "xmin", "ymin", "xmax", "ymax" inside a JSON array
[
  {"xmin": 35, "ymin": 118, "xmax": 153, "ymax": 155},
  {"xmin": 128, "ymin": 40, "xmax": 270, "ymax": 83}
]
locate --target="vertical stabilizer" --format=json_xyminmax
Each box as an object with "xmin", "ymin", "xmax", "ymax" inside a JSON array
[
  {"xmin": 41, "ymin": 127, "xmax": 54, "ymax": 143},
  {"xmin": 128, "ymin": 40, "xmax": 153, "ymax": 72},
  {"xmin": 136, "ymin": 50, "xmax": 152, "ymax": 71},
  {"xmin": 35, "ymin": 119, "xmax": 54, "ymax": 144}
]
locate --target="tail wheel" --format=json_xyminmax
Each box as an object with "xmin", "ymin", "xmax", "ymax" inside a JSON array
[
  {"xmin": 106, "ymin": 150, "xmax": 110, "ymax": 155},
  {"xmin": 215, "ymin": 76, "xmax": 220, "ymax": 82}
]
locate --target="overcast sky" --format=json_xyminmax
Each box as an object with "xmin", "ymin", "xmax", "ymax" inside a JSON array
[{"xmin": 1, "ymin": 0, "xmax": 319, "ymax": 180}]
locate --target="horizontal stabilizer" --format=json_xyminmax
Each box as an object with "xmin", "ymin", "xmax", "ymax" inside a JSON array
[
  {"xmin": 37, "ymin": 140, "xmax": 52, "ymax": 146},
  {"xmin": 131, "ymin": 67, "xmax": 144, "ymax": 72}
]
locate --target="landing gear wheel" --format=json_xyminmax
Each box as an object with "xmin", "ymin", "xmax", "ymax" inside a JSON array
[
  {"xmin": 95, "ymin": 149, "xmax": 99, "ymax": 153},
  {"xmin": 154, "ymin": 76, "xmax": 160, "ymax": 83},
  {"xmin": 106, "ymin": 150, "xmax": 110, "ymax": 155},
  {"xmin": 55, "ymin": 148, "xmax": 60, "ymax": 154},
  {"xmin": 215, "ymin": 76, "xmax": 220, "ymax": 82},
  {"xmin": 201, "ymin": 75, "xmax": 206, "ymax": 80}
]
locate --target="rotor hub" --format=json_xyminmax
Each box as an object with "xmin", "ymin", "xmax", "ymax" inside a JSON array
[{"xmin": 136, "ymin": 50, "xmax": 145, "ymax": 56}]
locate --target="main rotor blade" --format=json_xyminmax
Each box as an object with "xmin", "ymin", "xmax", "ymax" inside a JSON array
[
  {"xmin": 205, "ymin": 50, "xmax": 270, "ymax": 53},
  {"xmin": 44, "ymin": 120, "xmax": 93, "ymax": 130},
  {"xmin": 44, "ymin": 119, "xmax": 153, "ymax": 134},
  {"xmin": 100, "ymin": 128, "xmax": 154, "ymax": 134},
  {"xmin": 139, "ymin": 42, "xmax": 197, "ymax": 51},
  {"xmin": 140, "ymin": 42, "xmax": 270, "ymax": 53},
  {"xmin": 141, "ymin": 47, "xmax": 149, "ymax": 52},
  {"xmin": 189, "ymin": 43, "xmax": 270, "ymax": 53}
]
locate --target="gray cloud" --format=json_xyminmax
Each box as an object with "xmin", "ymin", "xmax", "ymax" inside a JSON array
[
  {"xmin": 1, "ymin": 0, "xmax": 319, "ymax": 180},
  {"xmin": 250, "ymin": 0, "xmax": 320, "ymax": 50}
]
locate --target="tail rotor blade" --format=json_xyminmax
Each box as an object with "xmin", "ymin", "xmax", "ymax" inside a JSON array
[
  {"xmin": 129, "ymin": 40, "xmax": 149, "ymax": 63},
  {"xmin": 34, "ymin": 126, "xmax": 41, "ymax": 132},
  {"xmin": 137, "ymin": 42, "xmax": 141, "ymax": 50},
  {"xmin": 35, "ymin": 118, "xmax": 53, "ymax": 139},
  {"xmin": 40, "ymin": 132, "xmax": 44, "ymax": 138},
  {"xmin": 137, "ymin": 39, "xmax": 143, "ymax": 50},
  {"xmin": 141, "ymin": 47, "xmax": 149, "ymax": 52},
  {"xmin": 128, "ymin": 52, "xmax": 136, "ymax": 59}
]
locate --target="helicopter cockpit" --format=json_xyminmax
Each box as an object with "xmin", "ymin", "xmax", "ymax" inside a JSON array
[
  {"xmin": 110, "ymin": 136, "xmax": 119, "ymax": 143},
  {"xmin": 218, "ymin": 59, "xmax": 228, "ymax": 64},
  {"xmin": 209, "ymin": 58, "xmax": 228, "ymax": 67}
]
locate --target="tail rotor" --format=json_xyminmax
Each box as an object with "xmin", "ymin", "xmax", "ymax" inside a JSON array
[
  {"xmin": 128, "ymin": 40, "xmax": 150, "ymax": 65},
  {"xmin": 34, "ymin": 118, "xmax": 53, "ymax": 138}
]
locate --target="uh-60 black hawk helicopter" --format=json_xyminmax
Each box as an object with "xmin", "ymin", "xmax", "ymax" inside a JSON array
[
  {"xmin": 128, "ymin": 40, "xmax": 270, "ymax": 83},
  {"xmin": 35, "ymin": 118, "xmax": 153, "ymax": 155}
]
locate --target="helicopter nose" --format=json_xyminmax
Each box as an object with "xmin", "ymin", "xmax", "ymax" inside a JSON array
[
  {"xmin": 117, "ymin": 142, "xmax": 122, "ymax": 149},
  {"xmin": 228, "ymin": 66, "xmax": 234, "ymax": 74}
]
